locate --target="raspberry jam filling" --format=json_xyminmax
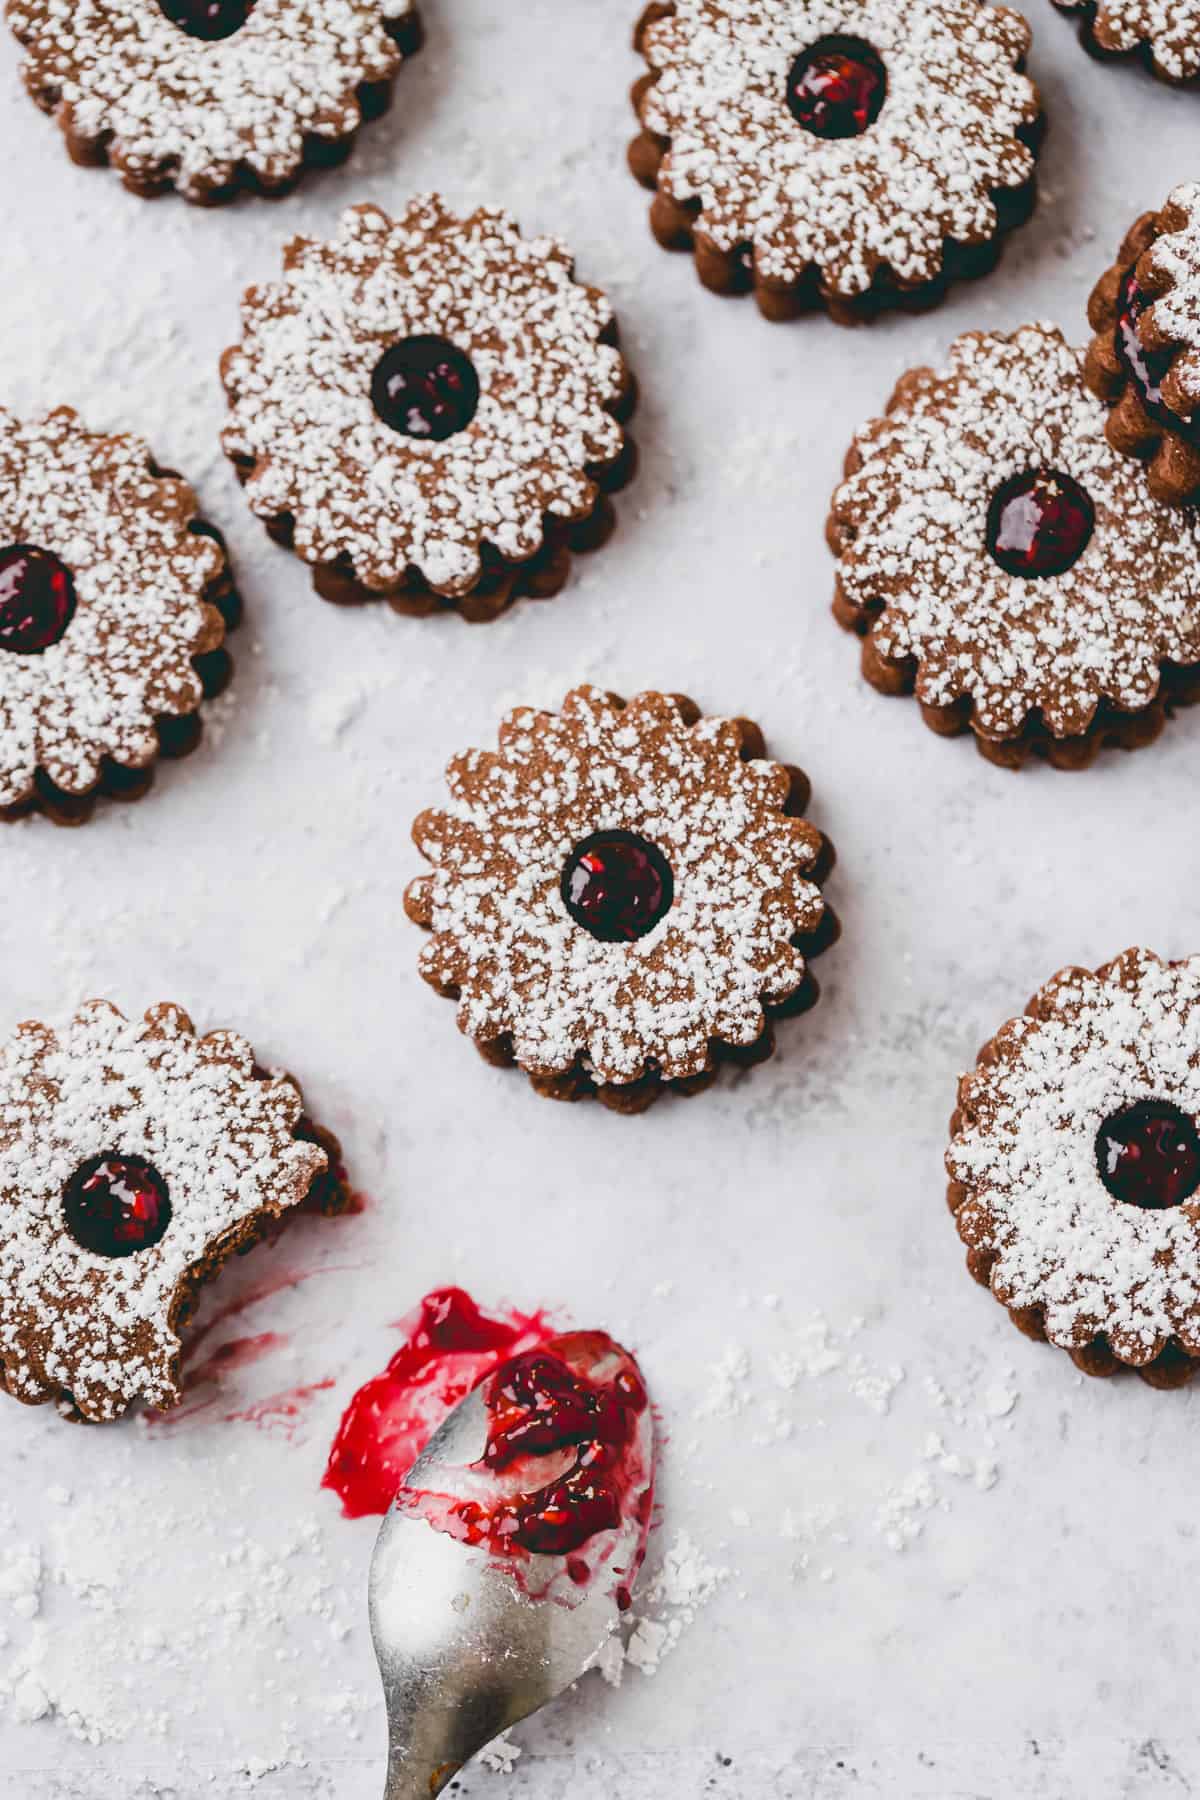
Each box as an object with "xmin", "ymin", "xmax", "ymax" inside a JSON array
[
  {"xmin": 402, "ymin": 1331, "xmax": 653, "ymax": 1566},
  {"xmin": 786, "ymin": 37, "xmax": 888, "ymax": 138},
  {"xmin": 156, "ymin": 0, "xmax": 255, "ymax": 39},
  {"xmin": 986, "ymin": 469, "xmax": 1095, "ymax": 579},
  {"xmin": 0, "ymin": 545, "xmax": 76, "ymax": 654},
  {"xmin": 370, "ymin": 336, "xmax": 480, "ymax": 441},
  {"xmin": 1096, "ymin": 1101, "xmax": 1200, "ymax": 1211},
  {"xmin": 1116, "ymin": 270, "xmax": 1200, "ymax": 449},
  {"xmin": 62, "ymin": 1154, "xmax": 172, "ymax": 1257},
  {"xmin": 561, "ymin": 831, "xmax": 674, "ymax": 943},
  {"xmin": 323, "ymin": 1287, "xmax": 555, "ymax": 1519}
]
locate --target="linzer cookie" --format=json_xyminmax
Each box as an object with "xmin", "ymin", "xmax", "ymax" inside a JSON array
[
  {"xmin": 1085, "ymin": 185, "xmax": 1200, "ymax": 507},
  {"xmin": 5, "ymin": 0, "xmax": 422, "ymax": 203},
  {"xmin": 404, "ymin": 687, "xmax": 838, "ymax": 1113},
  {"xmin": 947, "ymin": 950, "xmax": 1200, "ymax": 1389},
  {"xmin": 828, "ymin": 323, "xmax": 1200, "ymax": 769},
  {"xmin": 1049, "ymin": 0, "xmax": 1199, "ymax": 82},
  {"xmin": 628, "ymin": 0, "xmax": 1043, "ymax": 324},
  {"xmin": 0, "ymin": 407, "xmax": 238, "ymax": 826},
  {"xmin": 0, "ymin": 1000, "xmax": 351, "ymax": 1423},
  {"xmin": 221, "ymin": 199, "xmax": 636, "ymax": 623}
]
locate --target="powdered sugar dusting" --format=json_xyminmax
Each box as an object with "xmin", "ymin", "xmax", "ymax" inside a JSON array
[
  {"xmin": 1054, "ymin": 0, "xmax": 1200, "ymax": 79},
  {"xmin": 1146, "ymin": 182, "xmax": 1200, "ymax": 419},
  {"xmin": 222, "ymin": 198, "xmax": 626, "ymax": 597},
  {"xmin": 639, "ymin": 0, "xmax": 1039, "ymax": 294},
  {"xmin": 408, "ymin": 686, "xmax": 827, "ymax": 1087},
  {"xmin": 831, "ymin": 323, "xmax": 1200, "ymax": 740},
  {"xmin": 0, "ymin": 408, "xmax": 224, "ymax": 806},
  {"xmin": 0, "ymin": 1000, "xmax": 326, "ymax": 1422},
  {"xmin": 948, "ymin": 950, "xmax": 1200, "ymax": 1363},
  {"xmin": 7, "ymin": 0, "xmax": 415, "ymax": 200}
]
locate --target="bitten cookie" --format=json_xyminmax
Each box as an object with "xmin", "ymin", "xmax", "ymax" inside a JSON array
[
  {"xmin": 221, "ymin": 198, "xmax": 637, "ymax": 623},
  {"xmin": 628, "ymin": 0, "xmax": 1043, "ymax": 324},
  {"xmin": 1049, "ymin": 0, "xmax": 1199, "ymax": 83},
  {"xmin": 947, "ymin": 951, "xmax": 1200, "ymax": 1389},
  {"xmin": 404, "ymin": 687, "xmax": 838, "ymax": 1113},
  {"xmin": 828, "ymin": 323, "xmax": 1200, "ymax": 768},
  {"xmin": 1085, "ymin": 185, "xmax": 1200, "ymax": 508},
  {"xmin": 0, "ymin": 407, "xmax": 239, "ymax": 826},
  {"xmin": 0, "ymin": 1000, "xmax": 350, "ymax": 1423},
  {"xmin": 5, "ymin": 0, "xmax": 422, "ymax": 203}
]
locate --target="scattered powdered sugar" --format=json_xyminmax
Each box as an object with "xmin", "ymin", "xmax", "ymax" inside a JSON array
[
  {"xmin": 479, "ymin": 1729, "xmax": 523, "ymax": 1774},
  {"xmin": 600, "ymin": 1530, "xmax": 730, "ymax": 1683},
  {"xmin": 0, "ymin": 407, "xmax": 225, "ymax": 806},
  {"xmin": 0, "ymin": 1000, "xmax": 325, "ymax": 1421},
  {"xmin": 638, "ymin": 0, "xmax": 1039, "ymax": 293},
  {"xmin": 832, "ymin": 324, "xmax": 1200, "ymax": 740},
  {"xmin": 222, "ymin": 198, "xmax": 626, "ymax": 597},
  {"xmin": 1146, "ymin": 182, "xmax": 1200, "ymax": 415},
  {"xmin": 8, "ymin": 0, "xmax": 416, "ymax": 200},
  {"xmin": 949, "ymin": 950, "xmax": 1200, "ymax": 1362},
  {"xmin": 410, "ymin": 686, "xmax": 826, "ymax": 1088},
  {"xmin": 1052, "ymin": 0, "xmax": 1200, "ymax": 79}
]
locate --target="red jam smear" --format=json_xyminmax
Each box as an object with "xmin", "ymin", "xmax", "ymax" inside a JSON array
[
  {"xmin": 447, "ymin": 1335, "xmax": 650, "ymax": 1558},
  {"xmin": 986, "ymin": 468, "xmax": 1095, "ymax": 580},
  {"xmin": 1096, "ymin": 1100, "xmax": 1200, "ymax": 1210},
  {"xmin": 1117, "ymin": 271, "xmax": 1200, "ymax": 449},
  {"xmin": 62, "ymin": 1154, "xmax": 172, "ymax": 1258},
  {"xmin": 322, "ymin": 1287, "xmax": 554, "ymax": 1518},
  {"xmin": 561, "ymin": 831, "xmax": 674, "ymax": 943},
  {"xmin": 786, "ymin": 38, "xmax": 887, "ymax": 139}
]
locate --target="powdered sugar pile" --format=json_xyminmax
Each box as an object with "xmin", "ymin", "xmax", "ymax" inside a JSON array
[
  {"xmin": 639, "ymin": 0, "xmax": 1039, "ymax": 293},
  {"xmin": 8, "ymin": 0, "xmax": 416, "ymax": 200},
  {"xmin": 832, "ymin": 324, "xmax": 1200, "ymax": 740}
]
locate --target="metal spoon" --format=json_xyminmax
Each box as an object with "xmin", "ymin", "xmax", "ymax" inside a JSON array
[{"xmin": 369, "ymin": 1346, "xmax": 653, "ymax": 1800}]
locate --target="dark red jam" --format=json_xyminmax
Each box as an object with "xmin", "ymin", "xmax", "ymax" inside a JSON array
[
  {"xmin": 157, "ymin": 0, "xmax": 255, "ymax": 38},
  {"xmin": 986, "ymin": 469, "xmax": 1095, "ymax": 579},
  {"xmin": 1096, "ymin": 1101, "xmax": 1200, "ymax": 1211},
  {"xmin": 370, "ymin": 336, "xmax": 480, "ymax": 441},
  {"xmin": 1116, "ymin": 271, "xmax": 1200, "ymax": 448},
  {"xmin": 0, "ymin": 545, "xmax": 75, "ymax": 655},
  {"xmin": 62, "ymin": 1155, "xmax": 172, "ymax": 1257},
  {"xmin": 323, "ymin": 1287, "xmax": 554, "ymax": 1518},
  {"xmin": 561, "ymin": 831, "xmax": 674, "ymax": 943},
  {"xmin": 786, "ymin": 38, "xmax": 887, "ymax": 138},
  {"xmin": 450, "ymin": 1335, "xmax": 649, "ymax": 1558}
]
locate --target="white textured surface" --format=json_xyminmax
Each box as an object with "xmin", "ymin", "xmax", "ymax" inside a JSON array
[{"xmin": 0, "ymin": 3, "xmax": 1199, "ymax": 1796}]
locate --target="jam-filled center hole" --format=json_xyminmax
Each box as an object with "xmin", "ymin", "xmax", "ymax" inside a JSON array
[
  {"xmin": 986, "ymin": 468, "xmax": 1095, "ymax": 580},
  {"xmin": 156, "ymin": 0, "xmax": 255, "ymax": 39},
  {"xmin": 1095, "ymin": 1100, "xmax": 1200, "ymax": 1211},
  {"xmin": 63, "ymin": 1154, "xmax": 173, "ymax": 1257},
  {"xmin": 561, "ymin": 831, "xmax": 674, "ymax": 944},
  {"xmin": 786, "ymin": 37, "xmax": 888, "ymax": 138},
  {"xmin": 370, "ymin": 336, "xmax": 480, "ymax": 442},
  {"xmin": 0, "ymin": 545, "xmax": 76, "ymax": 655}
]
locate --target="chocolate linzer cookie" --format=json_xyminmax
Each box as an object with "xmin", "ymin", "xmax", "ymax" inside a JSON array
[
  {"xmin": 5, "ymin": 0, "xmax": 422, "ymax": 203},
  {"xmin": 828, "ymin": 323, "xmax": 1200, "ymax": 768},
  {"xmin": 0, "ymin": 1000, "xmax": 351, "ymax": 1423},
  {"xmin": 948, "ymin": 950, "xmax": 1200, "ymax": 1389},
  {"xmin": 404, "ymin": 686, "xmax": 838, "ymax": 1112},
  {"xmin": 0, "ymin": 407, "xmax": 238, "ymax": 825},
  {"xmin": 1085, "ymin": 185, "xmax": 1200, "ymax": 507},
  {"xmin": 1049, "ymin": 0, "xmax": 1199, "ymax": 83},
  {"xmin": 628, "ymin": 0, "xmax": 1044, "ymax": 324},
  {"xmin": 221, "ymin": 198, "xmax": 637, "ymax": 623}
]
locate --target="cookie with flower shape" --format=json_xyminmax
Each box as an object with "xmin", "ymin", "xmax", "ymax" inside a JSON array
[
  {"xmin": 1050, "ymin": 0, "xmax": 1199, "ymax": 83},
  {"xmin": 948, "ymin": 951, "xmax": 1200, "ymax": 1389},
  {"xmin": 221, "ymin": 198, "xmax": 637, "ymax": 623},
  {"xmin": 628, "ymin": 0, "xmax": 1043, "ymax": 323},
  {"xmin": 1085, "ymin": 183, "xmax": 1200, "ymax": 507},
  {"xmin": 404, "ymin": 688, "xmax": 838, "ymax": 1112},
  {"xmin": 6, "ymin": 0, "xmax": 422, "ymax": 203},
  {"xmin": 828, "ymin": 323, "xmax": 1200, "ymax": 768},
  {"xmin": 0, "ymin": 1001, "xmax": 348, "ymax": 1423},
  {"xmin": 0, "ymin": 407, "xmax": 238, "ymax": 825}
]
